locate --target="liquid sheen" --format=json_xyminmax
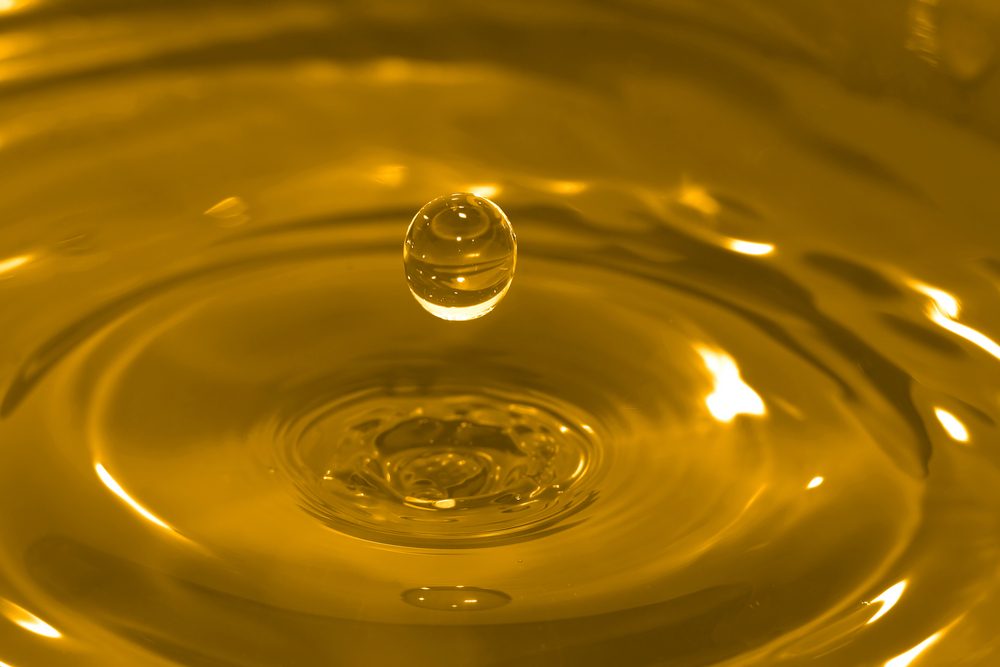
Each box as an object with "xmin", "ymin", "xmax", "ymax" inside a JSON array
[
  {"xmin": 403, "ymin": 193, "xmax": 516, "ymax": 321},
  {"xmin": 0, "ymin": 1, "xmax": 999, "ymax": 666}
]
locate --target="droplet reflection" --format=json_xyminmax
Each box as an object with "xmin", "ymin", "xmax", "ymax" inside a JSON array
[{"xmin": 401, "ymin": 586, "xmax": 511, "ymax": 611}]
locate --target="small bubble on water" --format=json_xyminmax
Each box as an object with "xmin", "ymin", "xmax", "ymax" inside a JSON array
[{"xmin": 403, "ymin": 193, "xmax": 516, "ymax": 321}]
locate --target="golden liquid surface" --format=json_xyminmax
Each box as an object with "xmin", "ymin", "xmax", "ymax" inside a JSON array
[{"xmin": 1, "ymin": 1, "xmax": 1000, "ymax": 666}]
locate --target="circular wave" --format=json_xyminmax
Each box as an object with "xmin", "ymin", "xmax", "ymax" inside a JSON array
[{"xmin": 2, "ymin": 2, "xmax": 999, "ymax": 665}]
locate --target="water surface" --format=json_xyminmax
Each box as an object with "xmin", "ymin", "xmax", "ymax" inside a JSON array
[{"xmin": 1, "ymin": 1, "xmax": 999, "ymax": 666}]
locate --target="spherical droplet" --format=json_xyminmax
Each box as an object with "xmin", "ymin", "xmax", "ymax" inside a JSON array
[{"xmin": 403, "ymin": 193, "xmax": 516, "ymax": 321}]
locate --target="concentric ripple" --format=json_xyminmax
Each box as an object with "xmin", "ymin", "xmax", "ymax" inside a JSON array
[
  {"xmin": 2, "ymin": 1, "xmax": 1000, "ymax": 665},
  {"xmin": 0, "ymin": 194, "xmax": 982, "ymax": 666},
  {"xmin": 279, "ymin": 387, "xmax": 599, "ymax": 546},
  {"xmin": 3, "ymin": 219, "xmax": 924, "ymax": 645}
]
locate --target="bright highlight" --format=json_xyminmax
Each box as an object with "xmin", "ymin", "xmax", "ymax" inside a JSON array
[
  {"xmin": 95, "ymin": 463, "xmax": 173, "ymax": 532},
  {"xmin": 0, "ymin": 254, "xmax": 33, "ymax": 275},
  {"xmin": 884, "ymin": 632, "xmax": 942, "ymax": 667},
  {"xmin": 867, "ymin": 580, "xmax": 907, "ymax": 624},
  {"xmin": 933, "ymin": 408, "xmax": 969, "ymax": 443},
  {"xmin": 911, "ymin": 281, "xmax": 1000, "ymax": 361},
  {"xmin": 1, "ymin": 600, "xmax": 61, "ymax": 639},
  {"xmin": 696, "ymin": 346, "xmax": 766, "ymax": 422},
  {"xmin": 466, "ymin": 184, "xmax": 500, "ymax": 199},
  {"xmin": 725, "ymin": 239, "xmax": 775, "ymax": 256}
]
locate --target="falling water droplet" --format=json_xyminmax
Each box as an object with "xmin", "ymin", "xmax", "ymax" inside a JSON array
[
  {"xmin": 403, "ymin": 193, "xmax": 516, "ymax": 321},
  {"xmin": 401, "ymin": 586, "xmax": 512, "ymax": 611}
]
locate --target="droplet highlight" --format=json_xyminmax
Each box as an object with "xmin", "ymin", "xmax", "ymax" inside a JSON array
[{"xmin": 403, "ymin": 193, "xmax": 516, "ymax": 321}]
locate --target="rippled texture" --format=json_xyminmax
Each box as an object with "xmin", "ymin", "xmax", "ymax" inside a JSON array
[{"xmin": 1, "ymin": 1, "xmax": 999, "ymax": 666}]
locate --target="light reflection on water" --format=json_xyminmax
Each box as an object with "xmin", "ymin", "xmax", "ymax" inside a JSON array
[
  {"xmin": 1, "ymin": 1, "xmax": 999, "ymax": 666},
  {"xmin": 1, "ymin": 600, "xmax": 61, "ymax": 639}
]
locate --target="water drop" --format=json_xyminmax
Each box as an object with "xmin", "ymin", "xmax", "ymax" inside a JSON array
[
  {"xmin": 401, "ymin": 586, "xmax": 511, "ymax": 611},
  {"xmin": 403, "ymin": 193, "xmax": 516, "ymax": 321}
]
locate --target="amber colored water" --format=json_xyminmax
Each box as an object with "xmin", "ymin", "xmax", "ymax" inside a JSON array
[{"xmin": 1, "ymin": 1, "xmax": 1000, "ymax": 666}]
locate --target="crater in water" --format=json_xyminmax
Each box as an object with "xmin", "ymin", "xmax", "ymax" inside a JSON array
[{"xmin": 284, "ymin": 388, "xmax": 599, "ymax": 546}]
